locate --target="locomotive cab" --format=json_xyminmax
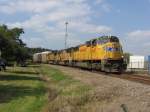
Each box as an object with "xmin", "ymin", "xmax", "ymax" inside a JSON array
[
  {"xmin": 104, "ymin": 36, "xmax": 123, "ymax": 60},
  {"xmin": 100, "ymin": 36, "xmax": 127, "ymax": 72}
]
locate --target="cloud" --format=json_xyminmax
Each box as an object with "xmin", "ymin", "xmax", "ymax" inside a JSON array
[
  {"xmin": 101, "ymin": 4, "xmax": 111, "ymax": 12},
  {"xmin": 124, "ymin": 30, "xmax": 150, "ymax": 55},
  {"xmin": 0, "ymin": 0, "xmax": 61, "ymax": 14},
  {"xmin": 0, "ymin": 0, "xmax": 90, "ymax": 14},
  {"xmin": 127, "ymin": 30, "xmax": 150, "ymax": 40},
  {"xmin": 3, "ymin": 0, "xmax": 112, "ymax": 49},
  {"xmin": 95, "ymin": 0, "xmax": 104, "ymax": 4}
]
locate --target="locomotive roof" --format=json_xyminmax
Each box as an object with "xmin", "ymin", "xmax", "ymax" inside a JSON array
[
  {"xmin": 51, "ymin": 36, "xmax": 119, "ymax": 53},
  {"xmin": 85, "ymin": 36, "xmax": 118, "ymax": 43},
  {"xmin": 96, "ymin": 36, "xmax": 119, "ymax": 40}
]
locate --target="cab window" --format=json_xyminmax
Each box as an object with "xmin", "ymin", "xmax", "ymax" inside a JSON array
[
  {"xmin": 92, "ymin": 39, "xmax": 97, "ymax": 46},
  {"xmin": 109, "ymin": 36, "xmax": 119, "ymax": 42},
  {"xmin": 86, "ymin": 41, "xmax": 91, "ymax": 47}
]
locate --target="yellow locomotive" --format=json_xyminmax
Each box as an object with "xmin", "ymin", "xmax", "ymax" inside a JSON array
[{"xmin": 47, "ymin": 36, "xmax": 126, "ymax": 73}]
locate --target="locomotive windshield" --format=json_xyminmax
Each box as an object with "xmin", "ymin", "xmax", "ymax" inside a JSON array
[
  {"xmin": 109, "ymin": 36, "xmax": 119, "ymax": 42},
  {"xmin": 86, "ymin": 36, "xmax": 120, "ymax": 46},
  {"xmin": 106, "ymin": 47, "xmax": 122, "ymax": 52},
  {"xmin": 97, "ymin": 36, "xmax": 119, "ymax": 44}
]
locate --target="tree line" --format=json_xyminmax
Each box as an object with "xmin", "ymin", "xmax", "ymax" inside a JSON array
[{"xmin": 0, "ymin": 24, "xmax": 51, "ymax": 65}]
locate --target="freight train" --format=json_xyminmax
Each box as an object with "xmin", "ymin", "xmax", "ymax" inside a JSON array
[{"xmin": 33, "ymin": 36, "xmax": 127, "ymax": 73}]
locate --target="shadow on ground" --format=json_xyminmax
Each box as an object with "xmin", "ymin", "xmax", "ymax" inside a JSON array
[
  {"xmin": 0, "ymin": 84, "xmax": 46, "ymax": 103},
  {"xmin": 11, "ymin": 71, "xmax": 38, "ymax": 75},
  {"xmin": 0, "ymin": 66, "xmax": 46, "ymax": 103},
  {"xmin": 28, "ymin": 65, "xmax": 41, "ymax": 68},
  {"xmin": 0, "ymin": 74, "xmax": 41, "ymax": 81}
]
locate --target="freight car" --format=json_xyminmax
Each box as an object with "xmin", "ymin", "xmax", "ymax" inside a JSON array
[
  {"xmin": 33, "ymin": 51, "xmax": 51, "ymax": 63},
  {"xmin": 34, "ymin": 36, "xmax": 127, "ymax": 73}
]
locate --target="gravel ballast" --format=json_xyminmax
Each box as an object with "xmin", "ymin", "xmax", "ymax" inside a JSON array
[{"xmin": 50, "ymin": 65, "xmax": 150, "ymax": 112}]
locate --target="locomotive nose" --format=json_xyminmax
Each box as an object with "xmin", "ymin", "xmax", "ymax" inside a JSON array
[{"xmin": 106, "ymin": 43, "xmax": 122, "ymax": 60}]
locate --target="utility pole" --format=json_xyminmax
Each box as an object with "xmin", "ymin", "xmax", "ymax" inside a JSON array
[{"xmin": 65, "ymin": 22, "xmax": 68, "ymax": 49}]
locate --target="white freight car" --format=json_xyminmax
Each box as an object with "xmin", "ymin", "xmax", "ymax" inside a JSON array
[
  {"xmin": 33, "ymin": 53, "xmax": 42, "ymax": 63},
  {"xmin": 33, "ymin": 53, "xmax": 39, "ymax": 63},
  {"xmin": 128, "ymin": 56, "xmax": 145, "ymax": 69},
  {"xmin": 41, "ymin": 51, "xmax": 51, "ymax": 63}
]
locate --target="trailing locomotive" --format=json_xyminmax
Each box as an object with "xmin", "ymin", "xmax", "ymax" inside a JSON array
[{"xmin": 34, "ymin": 36, "xmax": 127, "ymax": 73}]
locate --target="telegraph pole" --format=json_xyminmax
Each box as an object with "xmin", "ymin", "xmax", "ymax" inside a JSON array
[{"xmin": 65, "ymin": 22, "xmax": 68, "ymax": 49}]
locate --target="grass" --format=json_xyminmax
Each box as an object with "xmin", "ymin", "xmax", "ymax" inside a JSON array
[
  {"xmin": 0, "ymin": 64, "xmax": 119, "ymax": 112},
  {"xmin": 39, "ymin": 65, "xmax": 121, "ymax": 112},
  {"xmin": 0, "ymin": 65, "xmax": 47, "ymax": 112},
  {"xmin": 39, "ymin": 65, "xmax": 91, "ymax": 95},
  {"xmin": 0, "ymin": 64, "xmax": 92, "ymax": 112},
  {"xmin": 39, "ymin": 65, "xmax": 92, "ymax": 112}
]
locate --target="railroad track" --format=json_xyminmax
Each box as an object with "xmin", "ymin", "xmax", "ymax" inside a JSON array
[
  {"xmin": 75, "ymin": 67, "xmax": 150, "ymax": 85},
  {"xmin": 79, "ymin": 67, "xmax": 150, "ymax": 85},
  {"xmin": 109, "ymin": 74, "xmax": 150, "ymax": 85},
  {"xmin": 51, "ymin": 64, "xmax": 150, "ymax": 85},
  {"xmin": 92, "ymin": 70, "xmax": 150, "ymax": 85}
]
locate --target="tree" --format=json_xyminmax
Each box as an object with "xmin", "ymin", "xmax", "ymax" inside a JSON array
[{"xmin": 0, "ymin": 24, "xmax": 28, "ymax": 65}]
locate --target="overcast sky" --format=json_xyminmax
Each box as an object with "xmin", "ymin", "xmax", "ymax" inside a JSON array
[{"xmin": 0, "ymin": 0, "xmax": 150, "ymax": 55}]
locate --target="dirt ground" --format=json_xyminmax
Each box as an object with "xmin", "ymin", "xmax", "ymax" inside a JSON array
[{"xmin": 50, "ymin": 65, "xmax": 150, "ymax": 112}]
